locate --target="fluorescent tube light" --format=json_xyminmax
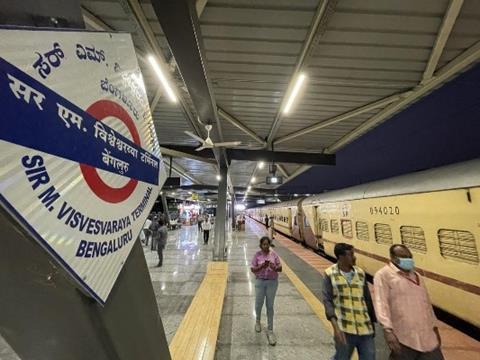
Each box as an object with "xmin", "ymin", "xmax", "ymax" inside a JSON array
[
  {"xmin": 148, "ymin": 55, "xmax": 177, "ymax": 103},
  {"xmin": 283, "ymin": 73, "xmax": 306, "ymax": 114}
]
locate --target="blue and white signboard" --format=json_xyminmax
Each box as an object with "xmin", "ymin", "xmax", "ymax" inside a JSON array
[{"xmin": 0, "ymin": 28, "xmax": 166, "ymax": 304}]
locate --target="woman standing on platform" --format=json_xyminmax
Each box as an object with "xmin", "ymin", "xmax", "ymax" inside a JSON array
[{"xmin": 250, "ymin": 236, "xmax": 282, "ymax": 346}]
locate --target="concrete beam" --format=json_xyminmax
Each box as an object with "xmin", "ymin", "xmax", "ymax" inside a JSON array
[
  {"xmin": 326, "ymin": 39, "xmax": 480, "ymax": 153},
  {"xmin": 160, "ymin": 146, "xmax": 217, "ymax": 165},
  {"xmin": 274, "ymin": 92, "xmax": 405, "ymax": 145},
  {"xmin": 217, "ymin": 107, "xmax": 266, "ymax": 146},
  {"xmin": 266, "ymin": 0, "xmax": 337, "ymax": 145},
  {"xmin": 422, "ymin": 0, "xmax": 464, "ymax": 83}
]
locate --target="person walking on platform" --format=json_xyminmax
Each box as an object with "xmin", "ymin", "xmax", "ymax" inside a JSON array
[
  {"xmin": 197, "ymin": 214, "xmax": 203, "ymax": 232},
  {"xmin": 201, "ymin": 216, "xmax": 212, "ymax": 244},
  {"xmin": 322, "ymin": 243, "xmax": 376, "ymax": 360},
  {"xmin": 156, "ymin": 219, "xmax": 168, "ymax": 267},
  {"xmin": 264, "ymin": 214, "xmax": 269, "ymax": 228},
  {"xmin": 250, "ymin": 236, "xmax": 282, "ymax": 346},
  {"xmin": 374, "ymin": 244, "xmax": 444, "ymax": 360},
  {"xmin": 143, "ymin": 216, "xmax": 152, "ymax": 246},
  {"xmin": 149, "ymin": 215, "xmax": 160, "ymax": 251}
]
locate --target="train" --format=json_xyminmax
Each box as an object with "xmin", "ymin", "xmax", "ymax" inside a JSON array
[{"xmin": 246, "ymin": 159, "xmax": 480, "ymax": 328}]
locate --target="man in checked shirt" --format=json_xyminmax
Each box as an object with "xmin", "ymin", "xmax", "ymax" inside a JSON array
[{"xmin": 374, "ymin": 244, "xmax": 444, "ymax": 360}]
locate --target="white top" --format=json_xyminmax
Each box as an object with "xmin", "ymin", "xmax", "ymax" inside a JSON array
[
  {"xmin": 202, "ymin": 221, "xmax": 212, "ymax": 230},
  {"xmin": 143, "ymin": 218, "xmax": 152, "ymax": 229}
]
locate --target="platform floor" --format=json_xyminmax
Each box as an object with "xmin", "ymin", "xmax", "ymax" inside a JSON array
[
  {"xmin": 215, "ymin": 222, "xmax": 334, "ymax": 359},
  {"xmin": 144, "ymin": 224, "xmax": 213, "ymax": 344},
  {"xmin": 2, "ymin": 220, "xmax": 479, "ymax": 360}
]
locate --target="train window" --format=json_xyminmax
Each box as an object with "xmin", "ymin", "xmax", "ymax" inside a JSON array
[
  {"xmin": 304, "ymin": 216, "xmax": 310, "ymax": 227},
  {"xmin": 438, "ymin": 229, "xmax": 479, "ymax": 264},
  {"xmin": 356, "ymin": 221, "xmax": 369, "ymax": 241},
  {"xmin": 320, "ymin": 219, "xmax": 329, "ymax": 232},
  {"xmin": 294, "ymin": 216, "xmax": 297, "ymax": 226},
  {"xmin": 331, "ymin": 219, "xmax": 339, "ymax": 233},
  {"xmin": 401, "ymin": 226, "xmax": 426, "ymax": 253},
  {"xmin": 374, "ymin": 223, "xmax": 393, "ymax": 245},
  {"xmin": 341, "ymin": 220, "xmax": 353, "ymax": 238}
]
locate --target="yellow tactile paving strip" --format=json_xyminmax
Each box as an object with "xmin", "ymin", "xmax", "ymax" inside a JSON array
[{"xmin": 169, "ymin": 262, "xmax": 228, "ymax": 360}]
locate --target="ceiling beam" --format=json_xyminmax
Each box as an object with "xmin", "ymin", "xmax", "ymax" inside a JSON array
[
  {"xmin": 217, "ymin": 107, "xmax": 266, "ymax": 146},
  {"xmin": 119, "ymin": 0, "xmax": 203, "ymax": 138},
  {"xmin": 277, "ymin": 164, "xmax": 289, "ymax": 178},
  {"xmin": 151, "ymin": 0, "xmax": 228, "ymax": 169},
  {"xmin": 422, "ymin": 0, "xmax": 464, "ymax": 83},
  {"xmin": 326, "ymin": 39, "xmax": 480, "ymax": 154},
  {"xmin": 221, "ymin": 149, "xmax": 334, "ymax": 166},
  {"xmin": 282, "ymin": 165, "xmax": 312, "ymax": 186},
  {"xmin": 274, "ymin": 92, "xmax": 406, "ymax": 145},
  {"xmin": 81, "ymin": 6, "xmax": 114, "ymax": 31},
  {"xmin": 164, "ymin": 159, "xmax": 202, "ymax": 185},
  {"xmin": 160, "ymin": 146, "xmax": 217, "ymax": 165},
  {"xmin": 266, "ymin": 0, "xmax": 337, "ymax": 145},
  {"xmin": 149, "ymin": 86, "xmax": 163, "ymax": 111},
  {"xmin": 161, "ymin": 145, "xmax": 335, "ymax": 165}
]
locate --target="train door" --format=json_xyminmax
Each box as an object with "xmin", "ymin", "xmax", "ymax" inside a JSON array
[
  {"xmin": 314, "ymin": 206, "xmax": 328, "ymax": 251},
  {"xmin": 291, "ymin": 207, "xmax": 302, "ymax": 241},
  {"xmin": 300, "ymin": 200, "xmax": 318, "ymax": 250},
  {"xmin": 287, "ymin": 207, "xmax": 292, "ymax": 235},
  {"xmin": 303, "ymin": 214, "xmax": 318, "ymax": 250}
]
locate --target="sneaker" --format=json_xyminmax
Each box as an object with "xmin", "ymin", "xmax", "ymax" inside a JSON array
[
  {"xmin": 267, "ymin": 330, "xmax": 276, "ymax": 346},
  {"xmin": 255, "ymin": 321, "xmax": 261, "ymax": 333}
]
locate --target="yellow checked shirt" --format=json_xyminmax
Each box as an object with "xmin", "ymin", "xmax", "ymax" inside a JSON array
[{"xmin": 323, "ymin": 264, "xmax": 375, "ymax": 335}]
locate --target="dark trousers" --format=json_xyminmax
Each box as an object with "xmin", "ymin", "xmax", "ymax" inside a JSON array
[
  {"xmin": 157, "ymin": 246, "xmax": 164, "ymax": 266},
  {"xmin": 203, "ymin": 230, "xmax": 210, "ymax": 244},
  {"xmin": 390, "ymin": 345, "xmax": 444, "ymax": 360},
  {"xmin": 333, "ymin": 334, "xmax": 375, "ymax": 360}
]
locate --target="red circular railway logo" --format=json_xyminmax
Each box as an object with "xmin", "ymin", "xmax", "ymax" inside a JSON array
[{"xmin": 80, "ymin": 100, "xmax": 140, "ymax": 203}]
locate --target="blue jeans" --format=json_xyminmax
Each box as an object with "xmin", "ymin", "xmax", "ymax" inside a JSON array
[
  {"xmin": 255, "ymin": 278, "xmax": 278, "ymax": 330},
  {"xmin": 333, "ymin": 333, "xmax": 375, "ymax": 360}
]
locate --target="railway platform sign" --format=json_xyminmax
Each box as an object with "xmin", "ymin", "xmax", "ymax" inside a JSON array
[{"xmin": 0, "ymin": 28, "xmax": 166, "ymax": 304}]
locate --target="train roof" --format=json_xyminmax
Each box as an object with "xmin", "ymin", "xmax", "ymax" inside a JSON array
[
  {"xmin": 252, "ymin": 198, "xmax": 303, "ymax": 210},
  {"xmin": 302, "ymin": 158, "xmax": 480, "ymax": 206}
]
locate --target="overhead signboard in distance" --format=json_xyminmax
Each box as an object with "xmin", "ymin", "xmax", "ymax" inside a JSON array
[{"xmin": 0, "ymin": 28, "xmax": 166, "ymax": 304}]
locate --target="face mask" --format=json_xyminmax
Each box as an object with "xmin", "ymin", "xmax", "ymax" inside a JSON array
[{"xmin": 397, "ymin": 257, "xmax": 415, "ymax": 271}]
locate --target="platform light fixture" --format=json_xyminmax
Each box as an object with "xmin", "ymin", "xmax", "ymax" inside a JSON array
[
  {"xmin": 283, "ymin": 73, "xmax": 306, "ymax": 114},
  {"xmin": 148, "ymin": 55, "xmax": 177, "ymax": 103},
  {"xmin": 258, "ymin": 161, "xmax": 265, "ymax": 169},
  {"xmin": 216, "ymin": 174, "xmax": 222, "ymax": 181},
  {"xmin": 251, "ymin": 177, "xmax": 256, "ymax": 183},
  {"xmin": 247, "ymin": 185, "xmax": 252, "ymax": 191}
]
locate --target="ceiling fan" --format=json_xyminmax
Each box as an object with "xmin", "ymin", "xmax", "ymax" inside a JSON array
[{"xmin": 184, "ymin": 124, "xmax": 241, "ymax": 151}]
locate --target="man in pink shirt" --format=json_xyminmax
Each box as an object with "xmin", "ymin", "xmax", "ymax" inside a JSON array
[{"xmin": 374, "ymin": 244, "xmax": 443, "ymax": 360}]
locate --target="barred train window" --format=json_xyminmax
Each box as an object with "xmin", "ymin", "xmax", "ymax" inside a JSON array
[
  {"xmin": 401, "ymin": 226, "xmax": 426, "ymax": 253},
  {"xmin": 341, "ymin": 220, "xmax": 353, "ymax": 238},
  {"xmin": 356, "ymin": 221, "xmax": 369, "ymax": 241},
  {"xmin": 438, "ymin": 229, "xmax": 479, "ymax": 264},
  {"xmin": 331, "ymin": 219, "xmax": 339, "ymax": 233},
  {"xmin": 374, "ymin": 223, "xmax": 393, "ymax": 245},
  {"xmin": 320, "ymin": 218, "xmax": 329, "ymax": 232}
]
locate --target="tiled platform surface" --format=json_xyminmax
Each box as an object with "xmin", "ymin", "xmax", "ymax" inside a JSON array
[
  {"xmin": 145, "ymin": 225, "xmax": 213, "ymax": 344},
  {"xmin": 215, "ymin": 222, "xmax": 334, "ymax": 360}
]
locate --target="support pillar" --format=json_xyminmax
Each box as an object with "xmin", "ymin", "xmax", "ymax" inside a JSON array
[
  {"xmin": 213, "ymin": 165, "xmax": 228, "ymax": 261},
  {"xmin": 161, "ymin": 193, "xmax": 170, "ymax": 226},
  {"xmin": 231, "ymin": 193, "xmax": 236, "ymax": 230}
]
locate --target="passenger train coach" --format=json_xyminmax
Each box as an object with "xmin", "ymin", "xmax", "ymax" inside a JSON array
[{"xmin": 247, "ymin": 159, "xmax": 480, "ymax": 328}]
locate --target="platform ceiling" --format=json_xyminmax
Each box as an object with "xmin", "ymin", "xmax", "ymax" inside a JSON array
[{"xmin": 80, "ymin": 0, "xmax": 480, "ymax": 201}]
